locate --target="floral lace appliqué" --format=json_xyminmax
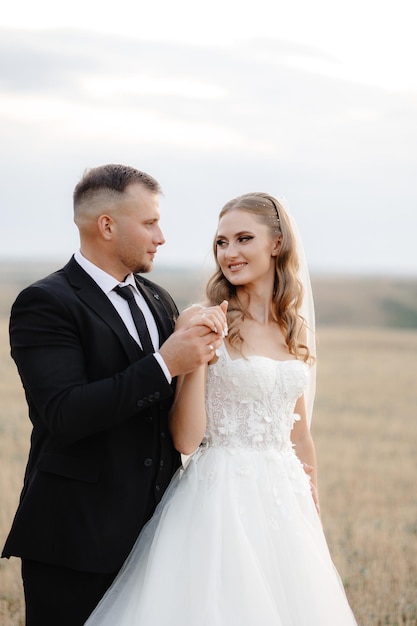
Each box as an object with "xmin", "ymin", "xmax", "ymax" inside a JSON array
[{"xmin": 205, "ymin": 345, "xmax": 309, "ymax": 452}]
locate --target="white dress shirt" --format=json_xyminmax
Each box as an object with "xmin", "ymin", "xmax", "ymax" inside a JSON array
[{"xmin": 74, "ymin": 251, "xmax": 171, "ymax": 383}]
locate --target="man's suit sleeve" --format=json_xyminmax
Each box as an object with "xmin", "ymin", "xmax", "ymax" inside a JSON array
[{"xmin": 10, "ymin": 284, "xmax": 175, "ymax": 445}]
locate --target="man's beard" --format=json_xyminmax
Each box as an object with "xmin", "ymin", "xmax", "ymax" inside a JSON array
[{"xmin": 133, "ymin": 260, "xmax": 152, "ymax": 274}]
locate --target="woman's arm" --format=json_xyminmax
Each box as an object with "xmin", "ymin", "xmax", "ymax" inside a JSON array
[
  {"xmin": 169, "ymin": 366, "xmax": 207, "ymax": 455},
  {"xmin": 291, "ymin": 394, "xmax": 320, "ymax": 516},
  {"xmin": 168, "ymin": 300, "xmax": 228, "ymax": 455}
]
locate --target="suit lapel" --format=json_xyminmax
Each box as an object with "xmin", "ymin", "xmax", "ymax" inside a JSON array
[
  {"xmin": 134, "ymin": 275, "xmax": 173, "ymax": 344},
  {"xmin": 63, "ymin": 258, "xmax": 143, "ymax": 362}
]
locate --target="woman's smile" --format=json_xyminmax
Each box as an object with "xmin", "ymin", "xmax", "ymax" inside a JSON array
[{"xmin": 228, "ymin": 262, "xmax": 247, "ymax": 272}]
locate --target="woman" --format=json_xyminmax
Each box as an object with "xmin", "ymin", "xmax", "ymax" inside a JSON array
[{"xmin": 85, "ymin": 193, "xmax": 358, "ymax": 625}]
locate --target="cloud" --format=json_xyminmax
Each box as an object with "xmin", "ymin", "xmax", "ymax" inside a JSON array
[{"xmin": 0, "ymin": 27, "xmax": 416, "ymax": 275}]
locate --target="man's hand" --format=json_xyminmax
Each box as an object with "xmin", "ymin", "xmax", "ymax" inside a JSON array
[{"xmin": 159, "ymin": 301, "xmax": 228, "ymax": 377}]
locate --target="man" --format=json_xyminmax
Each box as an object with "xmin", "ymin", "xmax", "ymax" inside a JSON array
[{"xmin": 2, "ymin": 164, "xmax": 225, "ymax": 625}]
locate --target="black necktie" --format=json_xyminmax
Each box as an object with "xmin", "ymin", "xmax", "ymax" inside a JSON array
[{"xmin": 114, "ymin": 285, "xmax": 154, "ymax": 354}]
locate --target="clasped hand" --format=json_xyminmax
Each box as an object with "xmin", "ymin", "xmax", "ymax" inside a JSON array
[
  {"xmin": 177, "ymin": 300, "xmax": 228, "ymax": 336},
  {"xmin": 158, "ymin": 301, "xmax": 228, "ymax": 377}
]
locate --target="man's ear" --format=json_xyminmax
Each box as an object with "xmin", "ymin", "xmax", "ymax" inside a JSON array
[{"xmin": 97, "ymin": 214, "xmax": 114, "ymax": 240}]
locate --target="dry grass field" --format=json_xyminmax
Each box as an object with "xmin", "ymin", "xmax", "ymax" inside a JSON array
[
  {"xmin": 313, "ymin": 326, "xmax": 417, "ymax": 625},
  {"xmin": 0, "ymin": 315, "xmax": 416, "ymax": 625}
]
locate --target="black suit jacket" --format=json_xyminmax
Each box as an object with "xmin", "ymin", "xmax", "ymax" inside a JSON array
[{"xmin": 2, "ymin": 257, "xmax": 181, "ymax": 573}]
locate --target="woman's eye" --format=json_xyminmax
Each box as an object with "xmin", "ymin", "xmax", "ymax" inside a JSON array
[
  {"xmin": 239, "ymin": 236, "xmax": 253, "ymax": 243},
  {"xmin": 216, "ymin": 239, "xmax": 227, "ymax": 247}
]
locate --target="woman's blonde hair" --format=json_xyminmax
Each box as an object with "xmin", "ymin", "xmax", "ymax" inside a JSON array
[{"xmin": 206, "ymin": 192, "xmax": 311, "ymax": 362}]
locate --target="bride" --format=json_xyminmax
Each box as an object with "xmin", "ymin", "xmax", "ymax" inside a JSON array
[{"xmin": 85, "ymin": 193, "xmax": 358, "ymax": 625}]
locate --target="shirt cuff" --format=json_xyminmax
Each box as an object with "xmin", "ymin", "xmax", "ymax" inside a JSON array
[{"xmin": 153, "ymin": 353, "xmax": 172, "ymax": 384}]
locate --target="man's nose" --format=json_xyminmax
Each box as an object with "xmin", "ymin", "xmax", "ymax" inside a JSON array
[{"xmin": 155, "ymin": 226, "xmax": 165, "ymax": 246}]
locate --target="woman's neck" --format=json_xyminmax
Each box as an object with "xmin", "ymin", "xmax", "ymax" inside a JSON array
[{"xmin": 235, "ymin": 287, "xmax": 276, "ymax": 325}]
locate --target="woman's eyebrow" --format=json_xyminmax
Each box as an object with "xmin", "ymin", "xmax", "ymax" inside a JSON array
[{"xmin": 216, "ymin": 230, "xmax": 254, "ymax": 239}]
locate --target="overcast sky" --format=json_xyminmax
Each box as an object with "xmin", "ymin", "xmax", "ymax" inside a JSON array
[{"xmin": 1, "ymin": 0, "xmax": 416, "ymax": 275}]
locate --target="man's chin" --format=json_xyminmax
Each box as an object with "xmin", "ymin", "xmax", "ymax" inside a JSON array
[{"xmin": 134, "ymin": 262, "xmax": 152, "ymax": 274}]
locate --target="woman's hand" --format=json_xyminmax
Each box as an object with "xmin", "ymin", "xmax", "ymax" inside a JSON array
[
  {"xmin": 302, "ymin": 462, "xmax": 320, "ymax": 516},
  {"xmin": 176, "ymin": 301, "xmax": 228, "ymax": 338}
]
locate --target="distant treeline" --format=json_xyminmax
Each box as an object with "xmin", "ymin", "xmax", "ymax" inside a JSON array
[
  {"xmin": 0, "ymin": 260, "xmax": 416, "ymax": 329},
  {"xmin": 311, "ymin": 275, "xmax": 417, "ymax": 329}
]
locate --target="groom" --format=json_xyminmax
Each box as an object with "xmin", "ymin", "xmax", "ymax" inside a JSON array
[{"xmin": 1, "ymin": 164, "xmax": 224, "ymax": 625}]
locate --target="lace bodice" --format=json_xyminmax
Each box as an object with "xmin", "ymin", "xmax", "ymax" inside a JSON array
[{"xmin": 205, "ymin": 343, "xmax": 309, "ymax": 451}]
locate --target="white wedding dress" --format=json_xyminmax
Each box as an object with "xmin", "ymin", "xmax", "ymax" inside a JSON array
[{"xmin": 85, "ymin": 343, "xmax": 357, "ymax": 625}]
